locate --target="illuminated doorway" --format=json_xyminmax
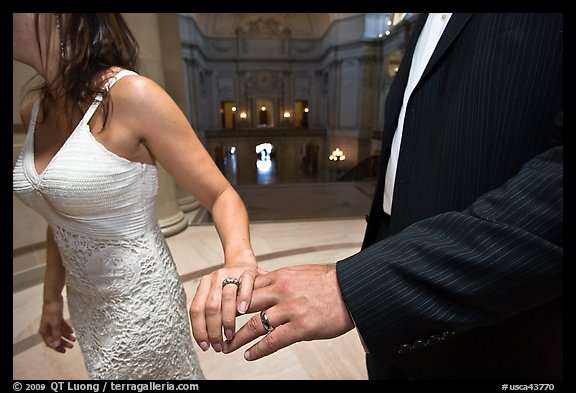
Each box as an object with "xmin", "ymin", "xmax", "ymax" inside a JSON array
[{"xmin": 255, "ymin": 142, "xmax": 277, "ymax": 185}]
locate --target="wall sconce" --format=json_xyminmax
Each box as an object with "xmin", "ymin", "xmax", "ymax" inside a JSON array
[{"xmin": 239, "ymin": 112, "xmax": 247, "ymax": 119}]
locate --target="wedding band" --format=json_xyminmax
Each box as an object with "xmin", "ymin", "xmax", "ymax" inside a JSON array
[
  {"xmin": 222, "ymin": 277, "xmax": 240, "ymax": 289},
  {"xmin": 260, "ymin": 310, "xmax": 274, "ymax": 332}
]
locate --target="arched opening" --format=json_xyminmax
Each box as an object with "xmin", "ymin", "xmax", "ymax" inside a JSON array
[
  {"xmin": 255, "ymin": 98, "xmax": 275, "ymax": 127},
  {"xmin": 221, "ymin": 101, "xmax": 236, "ymax": 129},
  {"xmin": 294, "ymin": 100, "xmax": 309, "ymax": 128}
]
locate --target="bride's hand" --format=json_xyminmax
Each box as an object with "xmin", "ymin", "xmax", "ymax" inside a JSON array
[{"xmin": 189, "ymin": 252, "xmax": 258, "ymax": 352}]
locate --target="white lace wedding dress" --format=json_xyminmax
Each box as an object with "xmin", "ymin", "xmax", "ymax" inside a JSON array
[{"xmin": 13, "ymin": 70, "xmax": 204, "ymax": 380}]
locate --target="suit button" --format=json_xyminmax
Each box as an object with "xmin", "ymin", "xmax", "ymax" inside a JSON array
[
  {"xmin": 398, "ymin": 343, "xmax": 412, "ymax": 355},
  {"xmin": 426, "ymin": 334, "xmax": 441, "ymax": 345},
  {"xmin": 412, "ymin": 339, "xmax": 426, "ymax": 349}
]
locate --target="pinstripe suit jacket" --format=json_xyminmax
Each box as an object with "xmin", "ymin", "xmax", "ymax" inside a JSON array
[{"xmin": 336, "ymin": 13, "xmax": 563, "ymax": 379}]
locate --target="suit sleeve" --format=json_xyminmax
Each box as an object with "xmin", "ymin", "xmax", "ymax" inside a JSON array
[{"xmin": 336, "ymin": 145, "xmax": 563, "ymax": 363}]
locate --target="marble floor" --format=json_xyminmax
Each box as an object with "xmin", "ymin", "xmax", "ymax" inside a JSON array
[{"xmin": 13, "ymin": 182, "xmax": 375, "ymax": 380}]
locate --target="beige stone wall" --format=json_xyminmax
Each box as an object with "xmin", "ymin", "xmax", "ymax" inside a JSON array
[{"xmin": 13, "ymin": 60, "xmax": 48, "ymax": 289}]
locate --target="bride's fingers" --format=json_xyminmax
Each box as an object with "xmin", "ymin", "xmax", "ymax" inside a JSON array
[
  {"xmin": 189, "ymin": 275, "xmax": 213, "ymax": 351},
  {"xmin": 236, "ymin": 270, "xmax": 256, "ymax": 315},
  {"xmin": 204, "ymin": 274, "xmax": 230, "ymax": 352},
  {"xmin": 221, "ymin": 276, "xmax": 241, "ymax": 341}
]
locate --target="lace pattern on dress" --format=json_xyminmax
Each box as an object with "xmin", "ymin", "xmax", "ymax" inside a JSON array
[{"xmin": 53, "ymin": 225, "xmax": 204, "ymax": 380}]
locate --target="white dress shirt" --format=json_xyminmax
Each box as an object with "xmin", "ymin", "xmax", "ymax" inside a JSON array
[{"xmin": 383, "ymin": 13, "xmax": 452, "ymax": 215}]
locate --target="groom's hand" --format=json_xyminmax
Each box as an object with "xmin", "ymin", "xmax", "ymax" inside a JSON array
[{"xmin": 222, "ymin": 264, "xmax": 355, "ymax": 360}]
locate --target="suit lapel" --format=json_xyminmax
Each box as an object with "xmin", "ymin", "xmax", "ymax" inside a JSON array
[{"xmin": 420, "ymin": 13, "xmax": 474, "ymax": 82}]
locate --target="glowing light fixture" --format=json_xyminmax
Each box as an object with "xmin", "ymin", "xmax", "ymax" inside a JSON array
[{"xmin": 329, "ymin": 148, "xmax": 346, "ymax": 161}]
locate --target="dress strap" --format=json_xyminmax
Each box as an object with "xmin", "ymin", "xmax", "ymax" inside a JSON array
[
  {"xmin": 103, "ymin": 69, "xmax": 139, "ymax": 91},
  {"xmin": 80, "ymin": 69, "xmax": 139, "ymax": 126},
  {"xmin": 28, "ymin": 99, "xmax": 42, "ymax": 134}
]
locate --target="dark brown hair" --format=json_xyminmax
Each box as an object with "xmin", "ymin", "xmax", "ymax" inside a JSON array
[{"xmin": 33, "ymin": 13, "xmax": 140, "ymax": 128}]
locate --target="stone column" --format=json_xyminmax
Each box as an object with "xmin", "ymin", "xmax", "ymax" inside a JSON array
[
  {"xmin": 157, "ymin": 13, "xmax": 204, "ymax": 225},
  {"xmin": 124, "ymin": 13, "xmax": 189, "ymax": 236}
]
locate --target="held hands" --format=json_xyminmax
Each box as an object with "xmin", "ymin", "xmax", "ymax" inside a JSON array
[
  {"xmin": 221, "ymin": 264, "xmax": 355, "ymax": 360},
  {"xmin": 189, "ymin": 253, "xmax": 258, "ymax": 353},
  {"xmin": 38, "ymin": 296, "xmax": 76, "ymax": 353}
]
